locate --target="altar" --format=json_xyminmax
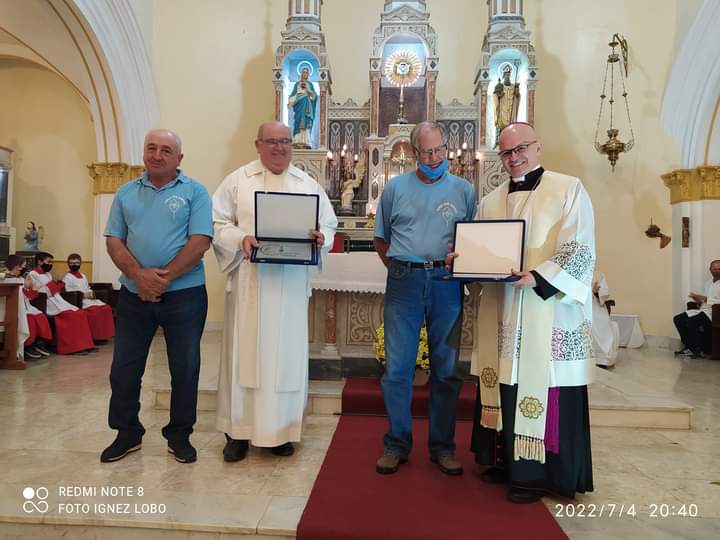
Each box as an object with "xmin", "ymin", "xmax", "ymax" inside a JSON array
[
  {"xmin": 307, "ymin": 252, "xmax": 476, "ymax": 376},
  {"xmin": 269, "ymin": 1, "xmax": 538, "ymax": 371}
]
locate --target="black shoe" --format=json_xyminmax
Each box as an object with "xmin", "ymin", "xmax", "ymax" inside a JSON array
[
  {"xmin": 674, "ymin": 348, "xmax": 693, "ymax": 356},
  {"xmin": 100, "ymin": 437, "xmax": 142, "ymax": 463},
  {"xmin": 24, "ymin": 346, "xmax": 43, "ymax": 360},
  {"xmin": 270, "ymin": 442, "xmax": 295, "ymax": 457},
  {"xmin": 34, "ymin": 342, "xmax": 51, "ymax": 356},
  {"xmin": 480, "ymin": 466, "xmax": 509, "ymax": 484},
  {"xmin": 168, "ymin": 440, "xmax": 197, "ymax": 463},
  {"xmin": 223, "ymin": 435, "xmax": 249, "ymax": 462},
  {"xmin": 508, "ymin": 487, "xmax": 545, "ymax": 504}
]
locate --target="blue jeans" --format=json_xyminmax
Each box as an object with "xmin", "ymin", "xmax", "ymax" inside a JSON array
[
  {"xmin": 108, "ymin": 285, "xmax": 207, "ymax": 445},
  {"xmin": 381, "ymin": 260, "xmax": 463, "ymax": 458}
]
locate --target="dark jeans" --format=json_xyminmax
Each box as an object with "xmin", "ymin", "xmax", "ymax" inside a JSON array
[
  {"xmin": 381, "ymin": 260, "xmax": 463, "ymax": 458},
  {"xmin": 673, "ymin": 312, "xmax": 711, "ymax": 354},
  {"xmin": 108, "ymin": 285, "xmax": 208, "ymax": 444}
]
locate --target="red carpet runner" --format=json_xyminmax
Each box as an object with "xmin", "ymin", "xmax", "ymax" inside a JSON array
[{"xmin": 297, "ymin": 377, "xmax": 568, "ymax": 540}]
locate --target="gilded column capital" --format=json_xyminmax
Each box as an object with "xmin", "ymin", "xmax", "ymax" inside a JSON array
[
  {"xmin": 88, "ymin": 162, "xmax": 145, "ymax": 195},
  {"xmin": 661, "ymin": 165, "xmax": 720, "ymax": 204}
]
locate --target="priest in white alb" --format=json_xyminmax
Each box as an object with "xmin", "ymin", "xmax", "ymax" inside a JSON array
[
  {"xmin": 450, "ymin": 122, "xmax": 595, "ymax": 504},
  {"xmin": 212, "ymin": 121, "xmax": 337, "ymax": 461}
]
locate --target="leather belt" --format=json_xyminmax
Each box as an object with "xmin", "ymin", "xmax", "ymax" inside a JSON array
[{"xmin": 395, "ymin": 260, "xmax": 445, "ymax": 270}]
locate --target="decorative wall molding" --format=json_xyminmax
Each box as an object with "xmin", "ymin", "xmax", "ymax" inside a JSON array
[
  {"xmin": 661, "ymin": 166, "xmax": 720, "ymax": 204},
  {"xmin": 88, "ymin": 162, "xmax": 143, "ymax": 194},
  {"xmin": 328, "ymin": 98, "xmax": 371, "ymax": 120}
]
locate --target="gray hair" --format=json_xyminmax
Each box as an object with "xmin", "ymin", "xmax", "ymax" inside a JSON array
[
  {"xmin": 410, "ymin": 121, "xmax": 448, "ymax": 151},
  {"xmin": 145, "ymin": 128, "xmax": 182, "ymax": 153}
]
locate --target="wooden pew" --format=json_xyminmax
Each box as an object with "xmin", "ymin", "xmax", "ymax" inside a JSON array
[{"xmin": 0, "ymin": 282, "xmax": 25, "ymax": 370}]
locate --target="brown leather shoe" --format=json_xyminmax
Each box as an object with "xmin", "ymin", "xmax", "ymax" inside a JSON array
[
  {"xmin": 375, "ymin": 452, "xmax": 407, "ymax": 474},
  {"xmin": 431, "ymin": 454, "xmax": 463, "ymax": 475}
]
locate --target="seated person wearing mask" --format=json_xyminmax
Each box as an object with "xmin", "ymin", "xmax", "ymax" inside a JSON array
[
  {"xmin": 62, "ymin": 253, "xmax": 115, "ymax": 341},
  {"xmin": 27, "ymin": 252, "xmax": 95, "ymax": 355},
  {"xmin": 5, "ymin": 254, "xmax": 52, "ymax": 360}
]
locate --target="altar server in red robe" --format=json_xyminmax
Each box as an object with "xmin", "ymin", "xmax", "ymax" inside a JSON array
[
  {"xmin": 62, "ymin": 253, "xmax": 115, "ymax": 341},
  {"xmin": 27, "ymin": 252, "xmax": 94, "ymax": 354}
]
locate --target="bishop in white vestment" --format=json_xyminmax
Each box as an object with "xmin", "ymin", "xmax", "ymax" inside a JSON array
[
  {"xmin": 212, "ymin": 122, "xmax": 337, "ymax": 460},
  {"xmin": 467, "ymin": 123, "xmax": 595, "ymax": 503}
]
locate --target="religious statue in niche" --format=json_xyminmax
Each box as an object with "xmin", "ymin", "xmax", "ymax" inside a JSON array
[
  {"xmin": 340, "ymin": 152, "xmax": 366, "ymax": 214},
  {"xmin": 23, "ymin": 221, "xmax": 43, "ymax": 251},
  {"xmin": 492, "ymin": 64, "xmax": 521, "ymax": 146},
  {"xmin": 287, "ymin": 66, "xmax": 317, "ymax": 149}
]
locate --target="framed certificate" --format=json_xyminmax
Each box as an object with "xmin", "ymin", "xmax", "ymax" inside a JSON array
[
  {"xmin": 442, "ymin": 219, "xmax": 526, "ymax": 282},
  {"xmin": 251, "ymin": 191, "xmax": 320, "ymax": 265}
]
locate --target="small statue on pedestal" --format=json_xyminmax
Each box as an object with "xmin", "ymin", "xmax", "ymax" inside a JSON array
[{"xmin": 492, "ymin": 64, "xmax": 521, "ymax": 147}]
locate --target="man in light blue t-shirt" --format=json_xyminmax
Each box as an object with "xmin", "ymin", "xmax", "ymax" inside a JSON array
[
  {"xmin": 100, "ymin": 128, "xmax": 213, "ymax": 465},
  {"xmin": 373, "ymin": 121, "xmax": 476, "ymax": 475}
]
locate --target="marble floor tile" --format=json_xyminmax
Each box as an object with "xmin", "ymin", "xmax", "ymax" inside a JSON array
[{"xmin": 1, "ymin": 336, "xmax": 719, "ymax": 539}]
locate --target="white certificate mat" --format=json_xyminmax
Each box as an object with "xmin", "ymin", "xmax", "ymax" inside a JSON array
[
  {"xmin": 255, "ymin": 241, "xmax": 314, "ymax": 261},
  {"xmin": 255, "ymin": 191, "xmax": 318, "ymax": 240},
  {"xmin": 452, "ymin": 220, "xmax": 525, "ymax": 279}
]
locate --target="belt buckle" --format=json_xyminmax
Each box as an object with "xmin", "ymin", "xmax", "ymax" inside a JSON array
[{"xmin": 423, "ymin": 261, "xmax": 434, "ymax": 270}]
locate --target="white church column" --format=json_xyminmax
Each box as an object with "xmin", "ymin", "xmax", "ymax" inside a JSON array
[
  {"xmin": 660, "ymin": 0, "xmax": 720, "ymax": 321},
  {"xmin": 88, "ymin": 163, "xmax": 144, "ymax": 284}
]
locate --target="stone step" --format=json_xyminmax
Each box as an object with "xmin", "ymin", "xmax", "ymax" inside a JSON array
[{"xmin": 153, "ymin": 379, "xmax": 693, "ymax": 430}]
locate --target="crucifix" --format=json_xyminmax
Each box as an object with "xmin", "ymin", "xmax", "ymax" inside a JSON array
[{"xmin": 391, "ymin": 147, "xmax": 411, "ymax": 175}]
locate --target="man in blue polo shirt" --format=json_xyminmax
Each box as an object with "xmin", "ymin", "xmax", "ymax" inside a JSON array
[
  {"xmin": 374, "ymin": 121, "xmax": 476, "ymax": 475},
  {"xmin": 101, "ymin": 128, "xmax": 213, "ymax": 464}
]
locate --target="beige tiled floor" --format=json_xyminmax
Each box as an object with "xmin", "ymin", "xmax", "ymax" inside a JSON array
[{"xmin": 0, "ymin": 337, "xmax": 718, "ymax": 539}]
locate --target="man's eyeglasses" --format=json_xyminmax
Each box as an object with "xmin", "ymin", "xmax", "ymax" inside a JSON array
[
  {"xmin": 417, "ymin": 144, "xmax": 448, "ymax": 159},
  {"xmin": 498, "ymin": 141, "xmax": 537, "ymax": 159},
  {"xmin": 259, "ymin": 138, "xmax": 292, "ymax": 147}
]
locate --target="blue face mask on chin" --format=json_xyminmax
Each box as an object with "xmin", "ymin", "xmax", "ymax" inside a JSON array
[{"xmin": 417, "ymin": 158, "xmax": 449, "ymax": 181}]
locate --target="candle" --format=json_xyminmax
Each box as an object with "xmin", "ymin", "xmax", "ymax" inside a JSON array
[
  {"xmin": 457, "ymin": 148, "xmax": 462, "ymax": 158},
  {"xmin": 326, "ymin": 150, "xmax": 333, "ymax": 160},
  {"xmin": 475, "ymin": 151, "xmax": 482, "ymax": 161},
  {"xmin": 449, "ymin": 151, "xmax": 455, "ymax": 160},
  {"xmin": 354, "ymin": 154, "xmax": 359, "ymax": 162},
  {"xmin": 341, "ymin": 149, "xmax": 346, "ymax": 158},
  {"xmin": 462, "ymin": 141, "xmax": 468, "ymax": 150},
  {"xmin": 342, "ymin": 144, "xmax": 348, "ymax": 151}
]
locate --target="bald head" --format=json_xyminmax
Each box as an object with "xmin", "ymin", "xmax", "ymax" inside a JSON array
[
  {"xmin": 143, "ymin": 128, "xmax": 184, "ymax": 184},
  {"xmin": 498, "ymin": 122, "xmax": 541, "ymax": 178},
  {"xmin": 255, "ymin": 121, "xmax": 293, "ymax": 174},
  {"xmin": 257, "ymin": 121, "xmax": 291, "ymax": 141},
  {"xmin": 145, "ymin": 128, "xmax": 182, "ymax": 154}
]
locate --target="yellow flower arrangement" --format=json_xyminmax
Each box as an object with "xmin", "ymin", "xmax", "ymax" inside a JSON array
[{"xmin": 374, "ymin": 323, "xmax": 430, "ymax": 371}]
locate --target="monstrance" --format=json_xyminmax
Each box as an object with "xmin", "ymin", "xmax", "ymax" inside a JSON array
[{"xmin": 384, "ymin": 50, "xmax": 421, "ymax": 124}]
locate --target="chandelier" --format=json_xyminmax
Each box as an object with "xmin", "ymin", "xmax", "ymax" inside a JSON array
[{"xmin": 594, "ymin": 34, "xmax": 635, "ymax": 171}]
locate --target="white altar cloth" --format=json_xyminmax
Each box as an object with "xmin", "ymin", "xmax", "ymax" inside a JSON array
[
  {"xmin": 312, "ymin": 252, "xmax": 387, "ymax": 293},
  {"xmin": 610, "ymin": 313, "xmax": 645, "ymax": 348}
]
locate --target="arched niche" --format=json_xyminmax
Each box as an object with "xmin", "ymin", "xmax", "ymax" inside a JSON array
[
  {"xmin": 485, "ymin": 48, "xmax": 530, "ymax": 149},
  {"xmin": 282, "ymin": 49, "xmax": 321, "ymax": 149}
]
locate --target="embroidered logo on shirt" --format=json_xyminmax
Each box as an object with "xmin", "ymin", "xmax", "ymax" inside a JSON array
[
  {"xmin": 436, "ymin": 201, "xmax": 459, "ymax": 226},
  {"xmin": 165, "ymin": 195, "xmax": 187, "ymax": 220}
]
